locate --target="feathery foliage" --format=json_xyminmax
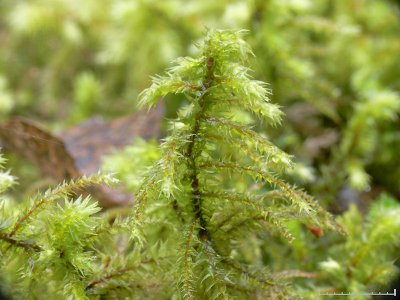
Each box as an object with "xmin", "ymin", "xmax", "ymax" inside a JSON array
[
  {"xmin": 130, "ymin": 29, "xmax": 345, "ymax": 298},
  {"xmin": 0, "ymin": 154, "xmax": 170, "ymax": 299},
  {"xmin": 1, "ymin": 23, "xmax": 399, "ymax": 298},
  {"xmin": 319, "ymin": 194, "xmax": 400, "ymax": 294},
  {"xmin": 2, "ymin": 0, "xmax": 400, "ymax": 200}
]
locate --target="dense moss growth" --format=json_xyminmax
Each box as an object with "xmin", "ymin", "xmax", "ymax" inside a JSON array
[{"xmin": 1, "ymin": 1, "xmax": 400, "ymax": 299}]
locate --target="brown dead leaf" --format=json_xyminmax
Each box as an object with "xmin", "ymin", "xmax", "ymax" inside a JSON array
[{"xmin": 0, "ymin": 104, "xmax": 164, "ymax": 208}]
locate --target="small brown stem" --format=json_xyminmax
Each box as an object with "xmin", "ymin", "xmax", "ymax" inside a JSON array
[
  {"xmin": 9, "ymin": 198, "xmax": 48, "ymax": 237},
  {"xmin": 86, "ymin": 267, "xmax": 135, "ymax": 290},
  {"xmin": 0, "ymin": 232, "xmax": 42, "ymax": 252},
  {"xmin": 86, "ymin": 258, "xmax": 154, "ymax": 291}
]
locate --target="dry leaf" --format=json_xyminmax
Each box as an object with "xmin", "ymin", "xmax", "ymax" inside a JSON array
[{"xmin": 0, "ymin": 104, "xmax": 164, "ymax": 208}]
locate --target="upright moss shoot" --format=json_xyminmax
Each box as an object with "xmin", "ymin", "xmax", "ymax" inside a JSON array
[{"xmin": 132, "ymin": 29, "xmax": 345, "ymax": 299}]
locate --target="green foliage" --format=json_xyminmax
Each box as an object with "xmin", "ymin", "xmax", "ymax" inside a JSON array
[
  {"xmin": 244, "ymin": 0, "xmax": 400, "ymax": 197},
  {"xmin": 0, "ymin": 170, "xmax": 121, "ymax": 299},
  {"xmin": 2, "ymin": 0, "xmax": 399, "ymax": 197},
  {"xmin": 0, "ymin": 154, "xmax": 15, "ymax": 193},
  {"xmin": 0, "ymin": 77, "xmax": 14, "ymax": 118},
  {"xmin": 0, "ymin": 161, "xmax": 173, "ymax": 299},
  {"xmin": 245, "ymin": 194, "xmax": 400, "ymax": 300},
  {"xmin": 0, "ymin": 0, "xmax": 233, "ymax": 119},
  {"xmin": 340, "ymin": 92, "xmax": 400, "ymax": 190},
  {"xmin": 0, "ymin": 30, "xmax": 346, "ymax": 299},
  {"xmin": 318, "ymin": 194, "xmax": 400, "ymax": 295},
  {"xmin": 72, "ymin": 72, "xmax": 102, "ymax": 122},
  {"xmin": 1, "ymin": 1, "xmax": 400, "ymax": 298},
  {"xmin": 130, "ymin": 29, "xmax": 344, "ymax": 298},
  {"xmin": 102, "ymin": 138, "xmax": 161, "ymax": 194}
]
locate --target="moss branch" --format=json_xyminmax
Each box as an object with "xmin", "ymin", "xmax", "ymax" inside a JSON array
[
  {"xmin": 200, "ymin": 161, "xmax": 346, "ymax": 235},
  {"xmin": 0, "ymin": 232, "xmax": 42, "ymax": 252},
  {"xmin": 8, "ymin": 174, "xmax": 111, "ymax": 238},
  {"xmin": 86, "ymin": 267, "xmax": 135, "ymax": 290},
  {"xmin": 86, "ymin": 258, "xmax": 155, "ymax": 291}
]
